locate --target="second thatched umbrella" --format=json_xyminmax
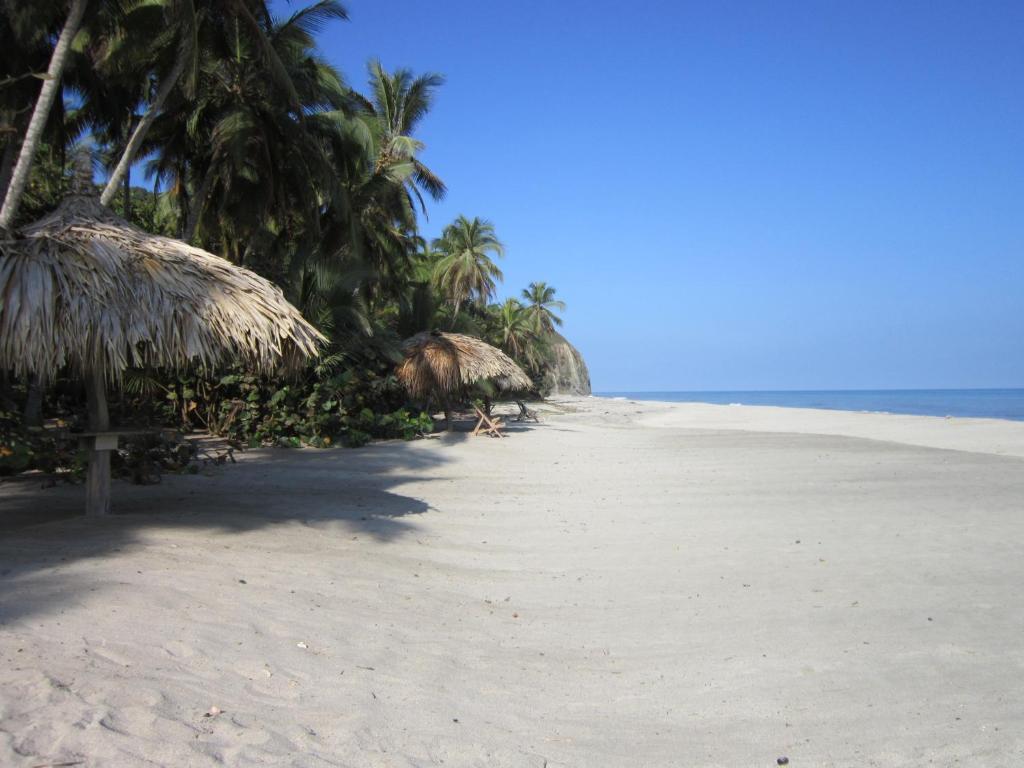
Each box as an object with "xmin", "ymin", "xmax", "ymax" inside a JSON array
[
  {"xmin": 396, "ymin": 330, "xmax": 532, "ymax": 429},
  {"xmin": 0, "ymin": 160, "xmax": 324, "ymax": 515}
]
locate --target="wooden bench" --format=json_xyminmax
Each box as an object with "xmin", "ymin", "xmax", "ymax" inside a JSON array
[{"xmin": 73, "ymin": 428, "xmax": 174, "ymax": 449}]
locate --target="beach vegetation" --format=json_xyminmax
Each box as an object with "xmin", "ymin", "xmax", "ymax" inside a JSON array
[
  {"xmin": 0, "ymin": 0, "xmax": 569, "ymax": 478},
  {"xmin": 432, "ymin": 215, "xmax": 505, "ymax": 326},
  {"xmin": 521, "ymin": 281, "xmax": 566, "ymax": 333}
]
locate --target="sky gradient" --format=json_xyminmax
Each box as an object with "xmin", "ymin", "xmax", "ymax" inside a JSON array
[{"xmin": 285, "ymin": 0, "xmax": 1024, "ymax": 391}]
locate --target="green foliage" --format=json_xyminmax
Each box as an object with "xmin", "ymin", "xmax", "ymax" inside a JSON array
[
  {"xmin": 122, "ymin": 364, "xmax": 433, "ymax": 449},
  {"xmin": 0, "ymin": 409, "xmax": 81, "ymax": 475},
  {"xmin": 107, "ymin": 185, "xmax": 179, "ymax": 236},
  {"xmin": 1, "ymin": 2, "xmax": 569, "ymax": 470},
  {"xmin": 432, "ymin": 216, "xmax": 505, "ymax": 325},
  {"xmin": 111, "ymin": 433, "xmax": 201, "ymax": 484},
  {"xmin": 9, "ymin": 144, "xmax": 73, "ymax": 229},
  {"xmin": 0, "ymin": 405, "xmax": 201, "ymax": 482},
  {"xmin": 521, "ymin": 281, "xmax": 566, "ymax": 333}
]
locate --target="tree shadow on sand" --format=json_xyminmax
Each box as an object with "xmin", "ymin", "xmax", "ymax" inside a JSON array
[{"xmin": 0, "ymin": 439, "xmax": 452, "ymax": 622}]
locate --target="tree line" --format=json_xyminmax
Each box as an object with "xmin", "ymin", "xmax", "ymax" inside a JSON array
[{"xmin": 0, "ymin": 0, "xmax": 570, "ymax": 459}]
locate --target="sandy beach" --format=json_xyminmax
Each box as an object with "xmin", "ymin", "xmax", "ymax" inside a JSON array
[{"xmin": 2, "ymin": 396, "xmax": 1023, "ymax": 767}]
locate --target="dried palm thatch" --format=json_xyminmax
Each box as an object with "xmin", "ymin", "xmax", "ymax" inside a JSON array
[
  {"xmin": 0, "ymin": 158, "xmax": 325, "ymax": 517},
  {"xmin": 397, "ymin": 331, "xmax": 532, "ymax": 401},
  {"xmin": 0, "ymin": 164, "xmax": 324, "ymax": 383}
]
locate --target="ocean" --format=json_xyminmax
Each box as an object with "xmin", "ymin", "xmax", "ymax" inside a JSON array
[{"xmin": 597, "ymin": 389, "xmax": 1024, "ymax": 422}]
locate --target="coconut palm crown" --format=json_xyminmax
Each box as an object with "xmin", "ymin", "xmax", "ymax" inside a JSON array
[
  {"xmin": 432, "ymin": 215, "xmax": 504, "ymax": 326},
  {"xmin": 521, "ymin": 280, "xmax": 566, "ymax": 333}
]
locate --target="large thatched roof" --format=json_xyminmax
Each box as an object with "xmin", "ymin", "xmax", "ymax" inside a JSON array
[
  {"xmin": 397, "ymin": 331, "xmax": 532, "ymax": 400},
  {"xmin": 0, "ymin": 175, "xmax": 324, "ymax": 382}
]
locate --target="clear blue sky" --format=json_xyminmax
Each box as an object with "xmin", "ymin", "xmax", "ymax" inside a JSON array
[{"xmin": 283, "ymin": 0, "xmax": 1024, "ymax": 391}]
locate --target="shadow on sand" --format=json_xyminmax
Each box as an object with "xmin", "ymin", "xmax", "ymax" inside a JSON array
[
  {"xmin": 0, "ymin": 416, "xmax": 549, "ymax": 623},
  {"xmin": 0, "ymin": 438, "xmax": 455, "ymax": 621}
]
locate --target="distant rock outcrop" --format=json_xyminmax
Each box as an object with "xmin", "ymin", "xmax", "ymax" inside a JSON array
[{"xmin": 542, "ymin": 331, "xmax": 591, "ymax": 396}]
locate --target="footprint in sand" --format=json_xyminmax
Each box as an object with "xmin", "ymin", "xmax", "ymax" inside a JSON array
[
  {"xmin": 82, "ymin": 638, "xmax": 137, "ymax": 668},
  {"xmin": 162, "ymin": 640, "xmax": 196, "ymax": 659}
]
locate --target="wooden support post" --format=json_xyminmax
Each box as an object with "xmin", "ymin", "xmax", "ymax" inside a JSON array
[
  {"xmin": 23, "ymin": 373, "xmax": 43, "ymax": 428},
  {"xmin": 85, "ymin": 368, "xmax": 111, "ymax": 516},
  {"xmin": 443, "ymin": 396, "xmax": 454, "ymax": 432}
]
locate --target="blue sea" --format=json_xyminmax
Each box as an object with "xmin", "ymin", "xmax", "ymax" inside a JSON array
[{"xmin": 597, "ymin": 389, "xmax": 1024, "ymax": 422}]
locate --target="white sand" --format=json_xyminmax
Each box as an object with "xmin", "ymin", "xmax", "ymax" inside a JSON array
[{"xmin": 2, "ymin": 397, "xmax": 1023, "ymax": 766}]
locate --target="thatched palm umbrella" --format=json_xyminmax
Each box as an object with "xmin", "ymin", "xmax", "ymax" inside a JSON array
[
  {"xmin": 0, "ymin": 159, "xmax": 324, "ymax": 515},
  {"xmin": 396, "ymin": 331, "xmax": 532, "ymax": 429}
]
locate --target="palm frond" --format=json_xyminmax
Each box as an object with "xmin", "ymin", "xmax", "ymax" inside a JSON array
[{"xmin": 274, "ymin": 0, "xmax": 348, "ymax": 40}]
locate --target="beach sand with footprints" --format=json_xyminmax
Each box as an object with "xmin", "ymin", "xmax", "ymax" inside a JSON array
[{"xmin": 2, "ymin": 396, "xmax": 1023, "ymax": 766}]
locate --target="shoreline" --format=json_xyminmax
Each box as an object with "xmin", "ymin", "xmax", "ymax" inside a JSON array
[
  {"xmin": 556, "ymin": 394, "xmax": 1024, "ymax": 459},
  {"xmin": 594, "ymin": 389, "xmax": 1024, "ymax": 424}
]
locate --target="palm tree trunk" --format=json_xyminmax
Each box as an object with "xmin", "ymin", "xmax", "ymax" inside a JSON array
[
  {"xmin": 0, "ymin": 0, "xmax": 88, "ymax": 231},
  {"xmin": 176, "ymin": 160, "xmax": 190, "ymax": 237},
  {"xmin": 182, "ymin": 167, "xmax": 214, "ymax": 243},
  {"xmin": 100, "ymin": 52, "xmax": 188, "ymax": 207},
  {"xmin": 122, "ymin": 163, "xmax": 131, "ymax": 219},
  {"xmin": 449, "ymin": 299, "xmax": 461, "ymax": 329}
]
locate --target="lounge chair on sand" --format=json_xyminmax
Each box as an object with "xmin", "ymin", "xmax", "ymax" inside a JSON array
[
  {"xmin": 472, "ymin": 405, "xmax": 506, "ymax": 437},
  {"xmin": 514, "ymin": 400, "xmax": 540, "ymax": 423}
]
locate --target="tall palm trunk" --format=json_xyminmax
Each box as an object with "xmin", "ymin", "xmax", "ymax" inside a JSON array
[
  {"xmin": 122, "ymin": 163, "xmax": 131, "ymax": 219},
  {"xmin": 176, "ymin": 160, "xmax": 190, "ymax": 237},
  {"xmin": 0, "ymin": 0, "xmax": 88, "ymax": 231},
  {"xmin": 183, "ymin": 166, "xmax": 215, "ymax": 243},
  {"xmin": 100, "ymin": 52, "xmax": 188, "ymax": 207}
]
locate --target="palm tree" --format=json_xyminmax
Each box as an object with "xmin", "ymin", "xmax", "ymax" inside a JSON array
[
  {"xmin": 395, "ymin": 238, "xmax": 442, "ymax": 337},
  {"xmin": 308, "ymin": 59, "xmax": 447, "ymax": 308},
  {"xmin": 145, "ymin": 0, "xmax": 350, "ymax": 262},
  {"xmin": 0, "ymin": 0, "xmax": 88, "ymax": 230},
  {"xmin": 521, "ymin": 281, "xmax": 566, "ymax": 333},
  {"xmin": 98, "ymin": 0, "xmax": 201, "ymax": 207},
  {"xmin": 102, "ymin": 0, "xmax": 351, "ymax": 213},
  {"xmin": 70, "ymin": 2, "xmax": 156, "ymax": 218},
  {"xmin": 433, "ymin": 215, "xmax": 504, "ymax": 327},
  {"xmin": 0, "ymin": 4, "xmax": 65, "ymax": 200},
  {"xmin": 365, "ymin": 59, "xmax": 446, "ymax": 213},
  {"xmin": 493, "ymin": 298, "xmax": 535, "ymax": 363}
]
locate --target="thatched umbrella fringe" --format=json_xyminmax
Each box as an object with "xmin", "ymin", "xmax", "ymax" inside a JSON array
[
  {"xmin": 396, "ymin": 331, "xmax": 532, "ymax": 413},
  {"xmin": 0, "ymin": 202, "xmax": 324, "ymax": 383}
]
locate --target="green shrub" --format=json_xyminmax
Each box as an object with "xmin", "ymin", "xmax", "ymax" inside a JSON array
[
  {"xmin": 0, "ymin": 409, "xmax": 82, "ymax": 477},
  {"xmin": 124, "ymin": 364, "xmax": 434, "ymax": 449},
  {"xmin": 0, "ymin": 360, "xmax": 435, "ymax": 479}
]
